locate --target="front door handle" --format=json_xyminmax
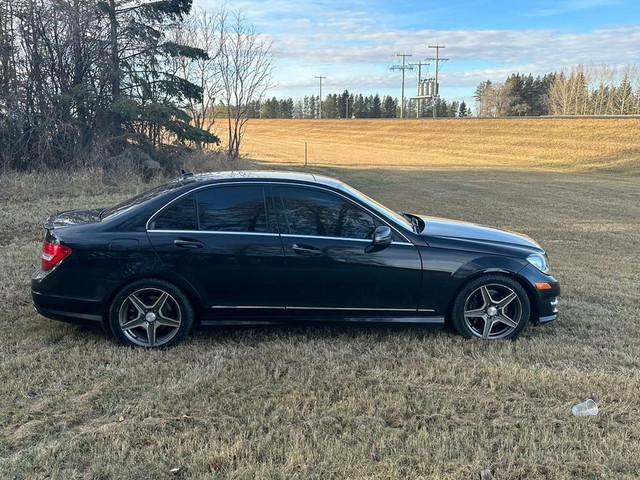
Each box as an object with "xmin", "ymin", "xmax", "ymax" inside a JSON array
[
  {"xmin": 292, "ymin": 244, "xmax": 322, "ymax": 256},
  {"xmin": 173, "ymin": 239, "xmax": 204, "ymax": 249}
]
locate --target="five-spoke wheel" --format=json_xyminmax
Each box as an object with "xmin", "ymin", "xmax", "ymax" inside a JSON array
[
  {"xmin": 109, "ymin": 279, "xmax": 194, "ymax": 348},
  {"xmin": 451, "ymin": 274, "xmax": 530, "ymax": 340}
]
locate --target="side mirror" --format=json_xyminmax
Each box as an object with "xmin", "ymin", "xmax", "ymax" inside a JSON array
[{"xmin": 365, "ymin": 225, "xmax": 392, "ymax": 253}]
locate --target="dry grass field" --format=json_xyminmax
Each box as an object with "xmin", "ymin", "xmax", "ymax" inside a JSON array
[
  {"xmin": 238, "ymin": 118, "xmax": 640, "ymax": 175},
  {"xmin": 1, "ymin": 119, "xmax": 640, "ymax": 479}
]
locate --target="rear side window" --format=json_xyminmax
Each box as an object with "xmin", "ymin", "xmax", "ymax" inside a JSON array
[
  {"xmin": 150, "ymin": 195, "xmax": 197, "ymax": 230},
  {"xmin": 197, "ymin": 186, "xmax": 269, "ymax": 233},
  {"xmin": 278, "ymin": 186, "xmax": 376, "ymax": 239}
]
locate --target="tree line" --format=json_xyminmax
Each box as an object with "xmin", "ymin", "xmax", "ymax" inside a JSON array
[
  {"xmin": 474, "ymin": 64, "xmax": 640, "ymax": 117},
  {"xmin": 0, "ymin": 0, "xmax": 272, "ymax": 171},
  {"xmin": 243, "ymin": 91, "xmax": 471, "ymax": 119}
]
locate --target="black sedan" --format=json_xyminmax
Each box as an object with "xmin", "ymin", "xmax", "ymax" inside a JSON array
[{"xmin": 32, "ymin": 171, "xmax": 559, "ymax": 347}]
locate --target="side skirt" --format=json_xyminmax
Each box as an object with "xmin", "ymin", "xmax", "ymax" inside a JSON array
[{"xmin": 200, "ymin": 315, "xmax": 445, "ymax": 327}]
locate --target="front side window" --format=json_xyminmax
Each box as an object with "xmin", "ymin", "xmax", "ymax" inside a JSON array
[
  {"xmin": 278, "ymin": 186, "xmax": 376, "ymax": 239},
  {"xmin": 197, "ymin": 186, "xmax": 269, "ymax": 233}
]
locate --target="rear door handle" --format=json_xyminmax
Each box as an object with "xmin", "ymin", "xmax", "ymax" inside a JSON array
[
  {"xmin": 292, "ymin": 244, "xmax": 322, "ymax": 256},
  {"xmin": 173, "ymin": 239, "xmax": 204, "ymax": 249}
]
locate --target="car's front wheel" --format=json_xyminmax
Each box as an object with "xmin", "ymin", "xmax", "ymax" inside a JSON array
[
  {"xmin": 451, "ymin": 274, "xmax": 530, "ymax": 340},
  {"xmin": 109, "ymin": 279, "xmax": 194, "ymax": 348}
]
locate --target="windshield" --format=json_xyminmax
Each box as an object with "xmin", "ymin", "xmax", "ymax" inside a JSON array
[
  {"xmin": 338, "ymin": 183, "xmax": 414, "ymax": 231},
  {"xmin": 101, "ymin": 181, "xmax": 186, "ymax": 219}
]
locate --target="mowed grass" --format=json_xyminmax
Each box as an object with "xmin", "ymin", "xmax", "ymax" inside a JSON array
[
  {"xmin": 1, "ymin": 128, "xmax": 640, "ymax": 478},
  {"xmin": 237, "ymin": 118, "xmax": 640, "ymax": 175}
]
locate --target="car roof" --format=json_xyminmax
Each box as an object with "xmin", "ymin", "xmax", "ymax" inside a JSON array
[{"xmin": 181, "ymin": 170, "xmax": 342, "ymax": 188}]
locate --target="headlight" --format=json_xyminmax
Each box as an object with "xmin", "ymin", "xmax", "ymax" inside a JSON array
[{"xmin": 527, "ymin": 253, "xmax": 550, "ymax": 274}]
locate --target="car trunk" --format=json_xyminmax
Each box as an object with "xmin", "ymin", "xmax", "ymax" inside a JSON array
[{"xmin": 44, "ymin": 208, "xmax": 104, "ymax": 230}]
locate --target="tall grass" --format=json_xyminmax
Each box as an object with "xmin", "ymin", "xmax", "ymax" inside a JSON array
[{"xmin": 1, "ymin": 136, "xmax": 639, "ymax": 478}]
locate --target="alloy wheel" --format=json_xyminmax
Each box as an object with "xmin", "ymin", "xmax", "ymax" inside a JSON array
[
  {"xmin": 118, "ymin": 287, "xmax": 182, "ymax": 347},
  {"xmin": 463, "ymin": 283, "xmax": 523, "ymax": 339}
]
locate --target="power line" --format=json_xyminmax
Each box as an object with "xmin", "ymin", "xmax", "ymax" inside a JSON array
[
  {"xmin": 314, "ymin": 75, "xmax": 326, "ymax": 119},
  {"xmin": 426, "ymin": 44, "xmax": 449, "ymax": 118},
  {"xmin": 390, "ymin": 53, "xmax": 413, "ymax": 119}
]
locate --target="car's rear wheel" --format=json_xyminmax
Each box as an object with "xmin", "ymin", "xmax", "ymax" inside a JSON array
[
  {"xmin": 451, "ymin": 274, "xmax": 530, "ymax": 340},
  {"xmin": 109, "ymin": 279, "xmax": 194, "ymax": 348}
]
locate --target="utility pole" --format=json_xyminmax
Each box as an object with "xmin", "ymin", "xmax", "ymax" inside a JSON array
[
  {"xmin": 409, "ymin": 61, "xmax": 429, "ymax": 118},
  {"xmin": 314, "ymin": 75, "xmax": 326, "ymax": 119},
  {"xmin": 427, "ymin": 44, "xmax": 448, "ymax": 118},
  {"xmin": 390, "ymin": 53, "xmax": 412, "ymax": 118}
]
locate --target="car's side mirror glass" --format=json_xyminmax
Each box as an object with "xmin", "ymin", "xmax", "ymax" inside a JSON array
[{"xmin": 365, "ymin": 225, "xmax": 392, "ymax": 253}]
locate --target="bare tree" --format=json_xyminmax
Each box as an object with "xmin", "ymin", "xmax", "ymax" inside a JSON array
[
  {"xmin": 215, "ymin": 8, "xmax": 273, "ymax": 159},
  {"xmin": 169, "ymin": 9, "xmax": 222, "ymax": 144},
  {"xmin": 548, "ymin": 73, "xmax": 567, "ymax": 115},
  {"xmin": 474, "ymin": 80, "xmax": 515, "ymax": 117}
]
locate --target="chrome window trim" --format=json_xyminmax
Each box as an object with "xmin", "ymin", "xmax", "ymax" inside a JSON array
[
  {"xmin": 280, "ymin": 233, "xmax": 413, "ymax": 246},
  {"xmin": 148, "ymin": 229, "xmax": 280, "ymax": 237},
  {"xmin": 145, "ymin": 180, "xmax": 414, "ymax": 243},
  {"xmin": 148, "ymin": 229, "xmax": 412, "ymax": 244},
  {"xmin": 211, "ymin": 305, "xmax": 284, "ymax": 309}
]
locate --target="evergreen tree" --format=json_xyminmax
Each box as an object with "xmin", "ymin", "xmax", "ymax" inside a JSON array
[
  {"xmin": 308, "ymin": 95, "xmax": 315, "ymax": 118},
  {"xmin": 323, "ymin": 94, "xmax": 338, "ymax": 118},
  {"xmin": 363, "ymin": 95, "xmax": 372, "ymax": 117},
  {"xmin": 382, "ymin": 95, "xmax": 397, "ymax": 118},
  {"xmin": 448, "ymin": 101, "xmax": 459, "ymax": 117},
  {"xmin": 281, "ymin": 98, "xmax": 294, "ymax": 118},
  {"xmin": 337, "ymin": 90, "xmax": 350, "ymax": 118},
  {"xmin": 293, "ymin": 98, "xmax": 304, "ymax": 119},
  {"xmin": 104, "ymin": 0, "xmax": 219, "ymax": 147},
  {"xmin": 616, "ymin": 72, "xmax": 634, "ymax": 114},
  {"xmin": 371, "ymin": 94, "xmax": 382, "ymax": 118},
  {"xmin": 260, "ymin": 97, "xmax": 277, "ymax": 118},
  {"xmin": 458, "ymin": 101, "xmax": 468, "ymax": 117}
]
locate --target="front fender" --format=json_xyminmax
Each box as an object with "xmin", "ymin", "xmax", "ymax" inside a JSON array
[{"xmin": 418, "ymin": 246, "xmax": 528, "ymax": 315}]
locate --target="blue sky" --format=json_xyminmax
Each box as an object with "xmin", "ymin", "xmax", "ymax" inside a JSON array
[{"xmin": 196, "ymin": 0, "xmax": 640, "ymax": 104}]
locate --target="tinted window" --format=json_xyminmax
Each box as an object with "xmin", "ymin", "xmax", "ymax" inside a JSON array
[
  {"xmin": 279, "ymin": 187, "xmax": 376, "ymax": 239},
  {"xmin": 197, "ymin": 186, "xmax": 268, "ymax": 233},
  {"xmin": 151, "ymin": 195, "xmax": 197, "ymax": 230}
]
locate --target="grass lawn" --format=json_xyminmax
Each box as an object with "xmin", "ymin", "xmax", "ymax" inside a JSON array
[{"xmin": 1, "ymin": 140, "xmax": 639, "ymax": 478}]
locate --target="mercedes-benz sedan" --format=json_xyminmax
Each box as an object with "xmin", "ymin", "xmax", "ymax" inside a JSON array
[{"xmin": 32, "ymin": 171, "xmax": 559, "ymax": 347}]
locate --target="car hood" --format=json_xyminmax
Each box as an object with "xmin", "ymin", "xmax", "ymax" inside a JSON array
[
  {"xmin": 419, "ymin": 216, "xmax": 542, "ymax": 251},
  {"xmin": 44, "ymin": 208, "xmax": 104, "ymax": 229}
]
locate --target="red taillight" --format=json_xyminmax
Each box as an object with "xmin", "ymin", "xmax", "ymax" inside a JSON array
[{"xmin": 41, "ymin": 241, "xmax": 72, "ymax": 270}]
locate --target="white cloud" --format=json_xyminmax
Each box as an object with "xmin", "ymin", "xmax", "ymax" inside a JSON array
[{"xmin": 193, "ymin": 0, "xmax": 640, "ymax": 101}]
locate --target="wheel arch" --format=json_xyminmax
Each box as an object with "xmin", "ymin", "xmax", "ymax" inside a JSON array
[
  {"xmin": 101, "ymin": 274, "xmax": 205, "ymax": 331},
  {"xmin": 444, "ymin": 267, "xmax": 539, "ymax": 327}
]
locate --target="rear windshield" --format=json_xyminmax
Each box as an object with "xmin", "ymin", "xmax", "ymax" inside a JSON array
[{"xmin": 101, "ymin": 181, "xmax": 187, "ymax": 219}]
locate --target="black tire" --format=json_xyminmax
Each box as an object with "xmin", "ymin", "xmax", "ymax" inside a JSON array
[
  {"xmin": 109, "ymin": 278, "xmax": 194, "ymax": 348},
  {"xmin": 451, "ymin": 274, "xmax": 530, "ymax": 340}
]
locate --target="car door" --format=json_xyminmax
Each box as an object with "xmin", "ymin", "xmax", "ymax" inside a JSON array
[
  {"xmin": 147, "ymin": 184, "xmax": 286, "ymax": 316},
  {"xmin": 274, "ymin": 184, "xmax": 422, "ymax": 313}
]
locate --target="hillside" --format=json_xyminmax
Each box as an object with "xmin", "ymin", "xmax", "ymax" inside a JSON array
[{"xmin": 233, "ymin": 118, "xmax": 640, "ymax": 175}]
